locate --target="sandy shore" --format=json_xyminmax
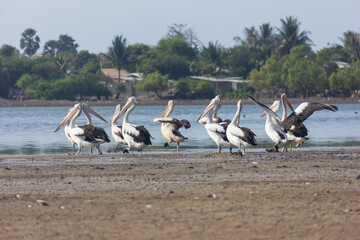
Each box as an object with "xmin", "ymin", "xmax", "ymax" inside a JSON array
[{"xmin": 1, "ymin": 148, "xmax": 360, "ymax": 240}]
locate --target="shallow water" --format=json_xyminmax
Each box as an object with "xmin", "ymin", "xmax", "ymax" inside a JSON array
[{"xmin": 0, "ymin": 103, "xmax": 359, "ymax": 155}]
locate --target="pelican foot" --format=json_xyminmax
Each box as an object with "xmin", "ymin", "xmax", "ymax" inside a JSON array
[{"xmin": 266, "ymin": 148, "xmax": 278, "ymax": 152}]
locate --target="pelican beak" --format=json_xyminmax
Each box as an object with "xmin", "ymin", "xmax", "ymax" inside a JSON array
[
  {"xmin": 260, "ymin": 104, "xmax": 275, "ymax": 118},
  {"xmin": 111, "ymin": 100, "xmax": 132, "ymax": 125},
  {"xmin": 86, "ymin": 106, "xmax": 108, "ymax": 123},
  {"xmin": 54, "ymin": 107, "xmax": 78, "ymax": 133},
  {"xmin": 110, "ymin": 105, "xmax": 122, "ymax": 126},
  {"xmin": 197, "ymin": 102, "xmax": 215, "ymax": 122},
  {"xmin": 161, "ymin": 102, "xmax": 172, "ymax": 118},
  {"xmin": 284, "ymin": 96, "xmax": 295, "ymax": 112}
]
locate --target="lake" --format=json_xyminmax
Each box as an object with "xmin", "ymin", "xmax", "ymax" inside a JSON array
[{"xmin": 0, "ymin": 103, "xmax": 359, "ymax": 155}]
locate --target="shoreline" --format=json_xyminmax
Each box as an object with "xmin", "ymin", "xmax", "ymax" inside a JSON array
[
  {"xmin": 1, "ymin": 96, "xmax": 359, "ymax": 107},
  {"xmin": 1, "ymin": 148, "xmax": 359, "ymax": 239}
]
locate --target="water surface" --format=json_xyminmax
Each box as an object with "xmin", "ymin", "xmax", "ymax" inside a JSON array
[{"xmin": 0, "ymin": 103, "xmax": 359, "ymax": 155}]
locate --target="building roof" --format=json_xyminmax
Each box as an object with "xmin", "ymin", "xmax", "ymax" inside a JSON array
[
  {"xmin": 101, "ymin": 68, "xmax": 133, "ymax": 79},
  {"xmin": 189, "ymin": 76, "xmax": 249, "ymax": 83}
]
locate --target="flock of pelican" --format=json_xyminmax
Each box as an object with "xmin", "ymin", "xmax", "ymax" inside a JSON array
[{"xmin": 54, "ymin": 94, "xmax": 338, "ymax": 155}]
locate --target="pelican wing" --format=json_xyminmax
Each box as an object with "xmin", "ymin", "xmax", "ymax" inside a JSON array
[
  {"xmin": 281, "ymin": 113, "xmax": 308, "ymax": 137},
  {"xmin": 230, "ymin": 126, "xmax": 257, "ymax": 146},
  {"xmin": 125, "ymin": 125, "xmax": 153, "ymax": 145},
  {"xmin": 294, "ymin": 102, "xmax": 338, "ymax": 122},
  {"xmin": 248, "ymin": 96, "xmax": 281, "ymax": 123},
  {"xmin": 154, "ymin": 117, "xmax": 191, "ymax": 129},
  {"xmin": 113, "ymin": 125, "xmax": 124, "ymax": 138}
]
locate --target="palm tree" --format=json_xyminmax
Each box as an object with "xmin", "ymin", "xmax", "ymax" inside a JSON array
[
  {"xmin": 202, "ymin": 41, "xmax": 225, "ymax": 77},
  {"xmin": 340, "ymin": 31, "xmax": 360, "ymax": 61},
  {"xmin": 20, "ymin": 28, "xmax": 40, "ymax": 58},
  {"xmin": 258, "ymin": 23, "xmax": 277, "ymax": 58},
  {"xmin": 108, "ymin": 35, "xmax": 128, "ymax": 80},
  {"xmin": 276, "ymin": 16, "xmax": 312, "ymax": 56}
]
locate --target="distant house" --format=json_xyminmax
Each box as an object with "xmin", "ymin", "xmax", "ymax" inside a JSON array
[
  {"xmin": 334, "ymin": 61, "xmax": 350, "ymax": 69},
  {"xmin": 188, "ymin": 76, "xmax": 249, "ymax": 94},
  {"xmin": 101, "ymin": 68, "xmax": 143, "ymax": 98}
]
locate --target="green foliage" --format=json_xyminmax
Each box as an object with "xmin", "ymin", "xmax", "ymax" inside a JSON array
[
  {"xmin": 189, "ymin": 80, "xmax": 214, "ymax": 98},
  {"xmin": 329, "ymin": 61, "xmax": 360, "ymax": 97},
  {"xmin": 0, "ymin": 45, "xmax": 20, "ymax": 57},
  {"xmin": 225, "ymin": 89, "xmax": 249, "ymax": 99},
  {"xmin": 135, "ymin": 71, "xmax": 168, "ymax": 98},
  {"xmin": 20, "ymin": 28, "xmax": 40, "ymax": 58},
  {"xmin": 276, "ymin": 16, "xmax": 312, "ymax": 56},
  {"xmin": 137, "ymin": 38, "xmax": 195, "ymax": 79},
  {"xmin": 249, "ymin": 45, "xmax": 327, "ymax": 97},
  {"xmin": 174, "ymin": 80, "xmax": 190, "ymax": 94},
  {"xmin": 107, "ymin": 35, "xmax": 128, "ymax": 76},
  {"xmin": 57, "ymin": 35, "xmax": 79, "ymax": 53}
]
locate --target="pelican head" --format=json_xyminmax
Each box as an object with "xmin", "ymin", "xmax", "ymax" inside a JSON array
[
  {"xmin": 259, "ymin": 100, "xmax": 281, "ymax": 118},
  {"xmin": 162, "ymin": 100, "xmax": 174, "ymax": 118},
  {"xmin": 110, "ymin": 104, "xmax": 122, "ymax": 126},
  {"xmin": 111, "ymin": 97, "xmax": 137, "ymax": 125},
  {"xmin": 281, "ymin": 93, "xmax": 295, "ymax": 112},
  {"xmin": 235, "ymin": 100, "xmax": 243, "ymax": 126},
  {"xmin": 82, "ymin": 103, "xmax": 108, "ymax": 123},
  {"xmin": 54, "ymin": 103, "xmax": 82, "ymax": 133},
  {"xmin": 196, "ymin": 95, "xmax": 221, "ymax": 122}
]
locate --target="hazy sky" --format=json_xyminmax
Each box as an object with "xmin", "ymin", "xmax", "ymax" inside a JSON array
[{"xmin": 1, "ymin": 0, "xmax": 359, "ymax": 54}]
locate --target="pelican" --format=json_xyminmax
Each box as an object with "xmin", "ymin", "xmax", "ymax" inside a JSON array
[
  {"xmin": 82, "ymin": 103, "xmax": 110, "ymax": 154},
  {"xmin": 110, "ymin": 104, "xmax": 127, "ymax": 152},
  {"xmin": 249, "ymin": 96, "xmax": 292, "ymax": 152},
  {"xmin": 226, "ymin": 100, "xmax": 257, "ymax": 156},
  {"xmin": 111, "ymin": 97, "xmax": 153, "ymax": 153},
  {"xmin": 279, "ymin": 94, "xmax": 338, "ymax": 148},
  {"xmin": 196, "ymin": 95, "xmax": 233, "ymax": 154},
  {"xmin": 153, "ymin": 100, "xmax": 191, "ymax": 151},
  {"xmin": 63, "ymin": 106, "xmax": 77, "ymax": 154},
  {"xmin": 54, "ymin": 104, "xmax": 110, "ymax": 155}
]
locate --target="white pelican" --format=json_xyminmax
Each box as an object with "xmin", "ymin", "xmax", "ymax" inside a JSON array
[
  {"xmin": 153, "ymin": 100, "xmax": 191, "ymax": 151},
  {"xmin": 110, "ymin": 104, "xmax": 127, "ymax": 153},
  {"xmin": 111, "ymin": 97, "xmax": 153, "ymax": 153},
  {"xmin": 226, "ymin": 100, "xmax": 257, "ymax": 156},
  {"xmin": 279, "ymin": 93, "xmax": 338, "ymax": 148},
  {"xmin": 82, "ymin": 103, "xmax": 110, "ymax": 154},
  {"xmin": 196, "ymin": 95, "xmax": 233, "ymax": 154},
  {"xmin": 249, "ymin": 96, "xmax": 292, "ymax": 152},
  {"xmin": 54, "ymin": 104, "xmax": 110, "ymax": 155},
  {"xmin": 63, "ymin": 106, "xmax": 77, "ymax": 154}
]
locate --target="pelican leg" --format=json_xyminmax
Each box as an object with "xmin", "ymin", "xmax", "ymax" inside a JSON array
[
  {"xmin": 76, "ymin": 146, "xmax": 82, "ymax": 155},
  {"xmin": 177, "ymin": 142, "xmax": 180, "ymax": 152},
  {"xmin": 90, "ymin": 148, "xmax": 93, "ymax": 154},
  {"xmin": 217, "ymin": 146, "xmax": 222, "ymax": 154},
  {"xmin": 229, "ymin": 147, "xmax": 233, "ymax": 153},
  {"xmin": 72, "ymin": 143, "xmax": 76, "ymax": 154},
  {"xmin": 242, "ymin": 148, "xmax": 245, "ymax": 156},
  {"xmin": 96, "ymin": 145, "xmax": 103, "ymax": 155},
  {"xmin": 164, "ymin": 142, "xmax": 170, "ymax": 147},
  {"xmin": 290, "ymin": 143, "xmax": 293, "ymax": 151},
  {"xmin": 115, "ymin": 143, "xmax": 119, "ymax": 153}
]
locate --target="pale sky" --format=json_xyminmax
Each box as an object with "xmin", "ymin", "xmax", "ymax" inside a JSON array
[{"xmin": 1, "ymin": 0, "xmax": 359, "ymax": 54}]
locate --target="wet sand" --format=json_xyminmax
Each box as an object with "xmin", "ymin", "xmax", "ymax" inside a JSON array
[{"xmin": 1, "ymin": 148, "xmax": 360, "ymax": 240}]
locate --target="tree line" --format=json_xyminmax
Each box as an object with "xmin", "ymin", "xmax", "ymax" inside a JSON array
[{"xmin": 0, "ymin": 16, "xmax": 359, "ymax": 100}]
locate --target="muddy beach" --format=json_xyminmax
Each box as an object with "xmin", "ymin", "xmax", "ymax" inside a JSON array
[{"xmin": 1, "ymin": 148, "xmax": 360, "ymax": 240}]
